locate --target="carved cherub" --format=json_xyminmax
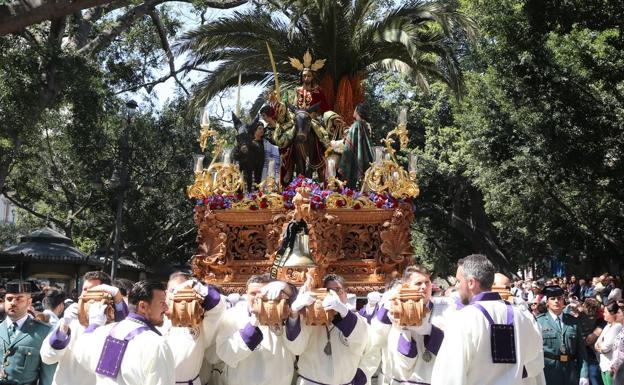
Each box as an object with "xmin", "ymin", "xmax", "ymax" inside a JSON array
[
  {"xmin": 303, "ymin": 266, "xmax": 321, "ymax": 290},
  {"xmin": 293, "ymin": 186, "xmax": 312, "ymax": 221}
]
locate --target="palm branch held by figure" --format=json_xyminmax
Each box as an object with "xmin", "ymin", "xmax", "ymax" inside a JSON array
[{"xmin": 177, "ymin": 0, "xmax": 476, "ymax": 119}]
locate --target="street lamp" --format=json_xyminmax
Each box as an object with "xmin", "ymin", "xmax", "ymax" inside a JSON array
[{"xmin": 111, "ymin": 100, "xmax": 138, "ymax": 280}]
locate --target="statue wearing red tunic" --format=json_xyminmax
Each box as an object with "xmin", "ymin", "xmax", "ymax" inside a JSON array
[
  {"xmin": 272, "ymin": 50, "xmax": 330, "ymax": 184},
  {"xmin": 295, "ymin": 84, "xmax": 330, "ymax": 117}
]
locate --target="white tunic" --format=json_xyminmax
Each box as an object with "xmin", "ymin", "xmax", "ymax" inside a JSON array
[
  {"xmin": 215, "ymin": 303, "xmax": 296, "ymax": 385},
  {"xmin": 40, "ymin": 319, "xmax": 96, "ymax": 385},
  {"xmin": 596, "ymin": 322, "xmax": 623, "ymax": 372},
  {"xmin": 431, "ymin": 294, "xmax": 543, "ymax": 385},
  {"xmin": 75, "ymin": 318, "xmax": 175, "ymax": 385},
  {"xmin": 367, "ymin": 297, "xmax": 455, "ymax": 385},
  {"xmin": 284, "ymin": 311, "xmax": 368, "ymax": 385},
  {"xmin": 159, "ymin": 296, "xmax": 225, "ymax": 384}
]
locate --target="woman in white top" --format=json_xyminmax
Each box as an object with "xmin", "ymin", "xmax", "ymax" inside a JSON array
[{"xmin": 595, "ymin": 301, "xmax": 623, "ymax": 385}]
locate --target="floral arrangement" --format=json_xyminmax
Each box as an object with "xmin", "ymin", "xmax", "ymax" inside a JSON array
[{"xmin": 193, "ymin": 175, "xmax": 413, "ymax": 211}]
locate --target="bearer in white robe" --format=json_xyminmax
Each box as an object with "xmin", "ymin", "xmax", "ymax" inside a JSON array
[
  {"xmin": 358, "ymin": 291, "xmax": 380, "ymax": 324},
  {"xmin": 431, "ymin": 254, "xmax": 543, "ymax": 385},
  {"xmin": 367, "ymin": 265, "xmax": 453, "ymax": 385},
  {"xmin": 284, "ymin": 273, "xmax": 369, "ymax": 385},
  {"xmin": 493, "ymin": 273, "xmax": 546, "ymax": 385},
  {"xmin": 160, "ymin": 272, "xmax": 225, "ymax": 385},
  {"xmin": 216, "ymin": 274, "xmax": 297, "ymax": 385},
  {"xmin": 362, "ymin": 280, "xmax": 402, "ymax": 385},
  {"xmin": 74, "ymin": 280, "xmax": 175, "ymax": 385},
  {"xmin": 40, "ymin": 272, "xmax": 130, "ymax": 385}
]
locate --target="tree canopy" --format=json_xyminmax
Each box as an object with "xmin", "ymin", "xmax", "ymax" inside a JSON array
[{"xmin": 1, "ymin": 0, "xmax": 622, "ymax": 277}]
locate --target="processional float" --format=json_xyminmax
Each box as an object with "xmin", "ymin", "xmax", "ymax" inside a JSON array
[{"xmin": 186, "ymin": 105, "xmax": 421, "ymax": 299}]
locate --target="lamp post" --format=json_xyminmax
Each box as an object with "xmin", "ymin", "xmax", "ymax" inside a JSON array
[{"xmin": 111, "ymin": 100, "xmax": 138, "ymax": 280}]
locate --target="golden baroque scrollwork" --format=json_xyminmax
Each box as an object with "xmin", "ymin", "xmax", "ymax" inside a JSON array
[
  {"xmin": 192, "ymin": 206, "xmax": 232, "ymax": 282},
  {"xmin": 307, "ymin": 211, "xmax": 342, "ymax": 264},
  {"xmin": 192, "ymin": 202, "xmax": 415, "ymax": 294},
  {"xmin": 266, "ymin": 213, "xmax": 289, "ymax": 256},
  {"xmin": 378, "ymin": 203, "xmax": 414, "ymax": 272}
]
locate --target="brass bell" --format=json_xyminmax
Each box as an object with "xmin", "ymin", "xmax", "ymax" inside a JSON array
[{"xmin": 281, "ymin": 232, "xmax": 316, "ymax": 267}]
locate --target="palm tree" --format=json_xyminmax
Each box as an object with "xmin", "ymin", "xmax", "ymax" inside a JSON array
[{"xmin": 177, "ymin": 0, "xmax": 476, "ymax": 120}]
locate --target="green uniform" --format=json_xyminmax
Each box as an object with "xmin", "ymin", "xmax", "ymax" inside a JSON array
[
  {"xmin": 0, "ymin": 317, "xmax": 56, "ymax": 385},
  {"xmin": 537, "ymin": 311, "xmax": 588, "ymax": 385}
]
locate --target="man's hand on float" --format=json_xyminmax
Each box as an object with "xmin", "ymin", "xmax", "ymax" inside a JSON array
[
  {"xmin": 88, "ymin": 302, "xmax": 108, "ymax": 327},
  {"xmin": 174, "ymin": 279, "xmax": 209, "ymax": 297},
  {"xmin": 291, "ymin": 291, "xmax": 316, "ymax": 313},
  {"xmin": 92, "ymin": 284, "xmax": 123, "ymax": 304},
  {"xmin": 260, "ymin": 281, "xmax": 289, "ymax": 300},
  {"xmin": 322, "ymin": 293, "xmax": 349, "ymax": 318}
]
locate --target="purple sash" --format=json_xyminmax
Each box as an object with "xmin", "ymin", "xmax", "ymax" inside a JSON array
[
  {"xmin": 473, "ymin": 301, "xmax": 517, "ymax": 364},
  {"xmin": 95, "ymin": 323, "xmax": 150, "ymax": 378}
]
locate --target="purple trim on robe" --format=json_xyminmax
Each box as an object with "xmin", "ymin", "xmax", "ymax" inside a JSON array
[
  {"xmin": 126, "ymin": 312, "xmax": 162, "ymax": 336},
  {"xmin": 424, "ymin": 325, "xmax": 444, "ymax": 355},
  {"xmin": 397, "ymin": 333, "xmax": 418, "ymax": 358},
  {"xmin": 332, "ymin": 310, "xmax": 358, "ymax": 338},
  {"xmin": 469, "ymin": 291, "xmax": 502, "ymax": 304},
  {"xmin": 358, "ymin": 304, "xmax": 378, "ymax": 324},
  {"xmin": 114, "ymin": 301, "xmax": 129, "ymax": 321},
  {"xmin": 49, "ymin": 327, "xmax": 71, "ymax": 350},
  {"xmin": 203, "ymin": 286, "xmax": 221, "ymax": 311},
  {"xmin": 85, "ymin": 323, "xmax": 100, "ymax": 333},
  {"xmin": 239, "ymin": 322, "xmax": 263, "ymax": 350},
  {"xmin": 352, "ymin": 368, "xmax": 367, "ymax": 385},
  {"xmin": 376, "ymin": 306, "xmax": 392, "ymax": 325},
  {"xmin": 285, "ymin": 316, "xmax": 301, "ymax": 341},
  {"xmin": 96, "ymin": 322, "xmax": 150, "ymax": 378},
  {"xmin": 455, "ymin": 298, "xmax": 465, "ymax": 310}
]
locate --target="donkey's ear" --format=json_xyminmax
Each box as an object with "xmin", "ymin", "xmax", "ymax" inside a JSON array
[
  {"xmin": 307, "ymin": 102, "xmax": 321, "ymax": 113},
  {"xmin": 287, "ymin": 103, "xmax": 297, "ymax": 113},
  {"xmin": 232, "ymin": 111, "xmax": 242, "ymax": 129},
  {"xmin": 251, "ymin": 113, "xmax": 260, "ymax": 127}
]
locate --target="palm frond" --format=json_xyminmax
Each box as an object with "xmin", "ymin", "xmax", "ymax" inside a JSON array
[{"xmin": 180, "ymin": 0, "xmax": 475, "ymax": 106}]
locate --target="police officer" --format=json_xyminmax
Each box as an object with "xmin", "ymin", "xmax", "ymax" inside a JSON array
[
  {"xmin": 537, "ymin": 285, "xmax": 589, "ymax": 385},
  {"xmin": 0, "ymin": 280, "xmax": 55, "ymax": 385}
]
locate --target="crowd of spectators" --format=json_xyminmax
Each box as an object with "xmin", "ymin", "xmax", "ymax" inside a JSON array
[{"xmin": 509, "ymin": 273, "xmax": 624, "ymax": 385}]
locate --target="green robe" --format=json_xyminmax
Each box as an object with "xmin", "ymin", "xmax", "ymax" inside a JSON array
[{"xmin": 339, "ymin": 119, "xmax": 373, "ymax": 189}]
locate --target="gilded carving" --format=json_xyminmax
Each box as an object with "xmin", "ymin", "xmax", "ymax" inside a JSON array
[{"xmin": 192, "ymin": 201, "xmax": 413, "ymax": 294}]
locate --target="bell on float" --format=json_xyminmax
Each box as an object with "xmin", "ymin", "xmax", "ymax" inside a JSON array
[{"xmin": 282, "ymin": 232, "xmax": 315, "ymax": 267}]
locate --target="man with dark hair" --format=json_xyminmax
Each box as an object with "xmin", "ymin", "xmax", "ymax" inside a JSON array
[
  {"xmin": 0, "ymin": 280, "xmax": 56, "ymax": 385},
  {"xmin": 161, "ymin": 272, "xmax": 224, "ymax": 385},
  {"xmin": 285, "ymin": 273, "xmax": 368, "ymax": 385},
  {"xmin": 81, "ymin": 270, "xmax": 128, "ymax": 321},
  {"xmin": 42, "ymin": 288, "xmax": 66, "ymax": 328},
  {"xmin": 367, "ymin": 264, "xmax": 452, "ymax": 385},
  {"xmin": 431, "ymin": 254, "xmax": 544, "ymax": 385},
  {"xmin": 113, "ymin": 278, "xmax": 134, "ymax": 299},
  {"xmin": 216, "ymin": 273, "xmax": 297, "ymax": 385},
  {"xmin": 75, "ymin": 280, "xmax": 174, "ymax": 385},
  {"xmin": 83, "ymin": 271, "xmax": 112, "ymax": 285},
  {"xmin": 40, "ymin": 270, "xmax": 129, "ymax": 385}
]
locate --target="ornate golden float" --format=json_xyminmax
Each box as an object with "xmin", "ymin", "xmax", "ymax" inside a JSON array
[{"xmin": 188, "ymin": 107, "xmax": 419, "ymax": 296}]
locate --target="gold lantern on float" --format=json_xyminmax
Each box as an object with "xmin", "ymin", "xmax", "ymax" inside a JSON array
[
  {"xmin": 363, "ymin": 107, "xmax": 420, "ymax": 199},
  {"xmin": 187, "ymin": 106, "xmax": 243, "ymax": 199}
]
